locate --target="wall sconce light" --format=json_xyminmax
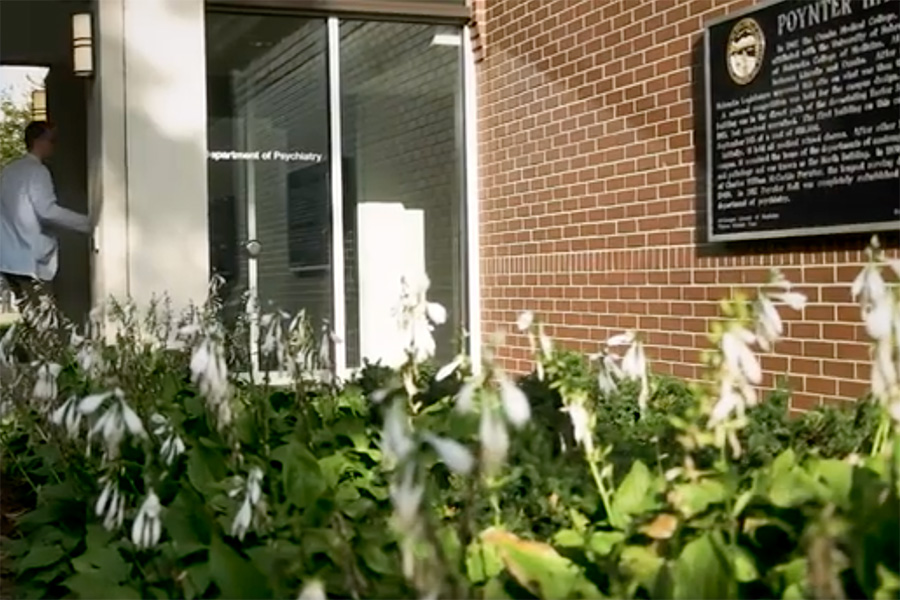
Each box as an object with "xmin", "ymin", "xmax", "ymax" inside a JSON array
[
  {"xmin": 72, "ymin": 13, "xmax": 93, "ymax": 77},
  {"xmin": 31, "ymin": 89, "xmax": 47, "ymax": 121}
]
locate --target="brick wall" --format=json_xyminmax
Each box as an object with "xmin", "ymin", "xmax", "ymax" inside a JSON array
[{"xmin": 473, "ymin": 0, "xmax": 900, "ymax": 410}]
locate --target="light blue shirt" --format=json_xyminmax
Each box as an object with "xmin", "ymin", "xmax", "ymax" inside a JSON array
[{"xmin": 0, "ymin": 153, "xmax": 91, "ymax": 281}]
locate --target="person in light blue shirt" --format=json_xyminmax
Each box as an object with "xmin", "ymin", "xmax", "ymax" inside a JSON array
[{"xmin": 0, "ymin": 121, "xmax": 92, "ymax": 313}]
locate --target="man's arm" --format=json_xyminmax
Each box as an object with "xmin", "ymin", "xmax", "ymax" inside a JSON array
[{"xmin": 29, "ymin": 165, "xmax": 92, "ymax": 234}]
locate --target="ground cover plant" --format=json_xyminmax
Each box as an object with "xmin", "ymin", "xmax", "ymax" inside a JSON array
[{"xmin": 0, "ymin": 236, "xmax": 898, "ymax": 599}]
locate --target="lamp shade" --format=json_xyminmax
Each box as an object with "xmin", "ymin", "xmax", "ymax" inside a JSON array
[{"xmin": 73, "ymin": 13, "xmax": 93, "ymax": 77}]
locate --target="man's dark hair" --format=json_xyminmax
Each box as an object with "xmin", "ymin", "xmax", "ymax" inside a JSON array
[{"xmin": 24, "ymin": 121, "xmax": 54, "ymax": 150}]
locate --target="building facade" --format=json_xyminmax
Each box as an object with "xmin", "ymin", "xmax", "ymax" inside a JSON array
[{"xmin": 1, "ymin": 0, "xmax": 898, "ymax": 408}]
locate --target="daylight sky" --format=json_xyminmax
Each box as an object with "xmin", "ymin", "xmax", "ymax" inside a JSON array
[{"xmin": 0, "ymin": 65, "xmax": 48, "ymax": 106}]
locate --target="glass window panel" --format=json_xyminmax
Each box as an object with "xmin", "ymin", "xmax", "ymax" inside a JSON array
[
  {"xmin": 205, "ymin": 13, "xmax": 332, "ymax": 370},
  {"xmin": 340, "ymin": 21, "xmax": 466, "ymax": 368}
]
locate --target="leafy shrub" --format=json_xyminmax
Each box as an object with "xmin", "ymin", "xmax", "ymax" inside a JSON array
[{"xmin": 0, "ymin": 241, "xmax": 898, "ymax": 600}]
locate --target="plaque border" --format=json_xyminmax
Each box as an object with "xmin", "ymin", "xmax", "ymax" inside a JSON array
[{"xmin": 703, "ymin": 0, "xmax": 900, "ymax": 243}]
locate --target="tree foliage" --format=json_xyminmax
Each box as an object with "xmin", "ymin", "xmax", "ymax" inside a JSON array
[{"xmin": 0, "ymin": 91, "xmax": 31, "ymax": 169}]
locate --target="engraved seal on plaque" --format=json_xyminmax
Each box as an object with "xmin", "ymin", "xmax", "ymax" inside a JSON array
[{"xmin": 726, "ymin": 17, "xmax": 765, "ymax": 85}]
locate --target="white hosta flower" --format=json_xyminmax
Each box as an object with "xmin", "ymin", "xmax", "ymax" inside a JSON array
[
  {"xmin": 755, "ymin": 295, "xmax": 783, "ymax": 351},
  {"xmin": 864, "ymin": 296, "xmax": 893, "ymax": 341},
  {"xmin": 232, "ymin": 498, "xmax": 253, "ymax": 541},
  {"xmin": 159, "ymin": 434, "xmax": 186, "ymax": 466},
  {"xmin": 498, "ymin": 374, "xmax": 530, "ymax": 427},
  {"xmin": 297, "ymin": 580, "xmax": 326, "ymax": 600},
  {"xmin": 621, "ymin": 338, "xmax": 650, "ymax": 411},
  {"xmin": 151, "ymin": 414, "xmax": 186, "ymax": 466},
  {"xmin": 131, "ymin": 491, "xmax": 162, "ymax": 549},
  {"xmin": 75, "ymin": 341, "xmax": 104, "ymax": 377},
  {"xmin": 871, "ymin": 340, "xmax": 898, "ymax": 398},
  {"xmin": 889, "ymin": 400, "xmax": 900, "ymax": 425},
  {"xmin": 607, "ymin": 332, "xmax": 635, "ymax": 347},
  {"xmin": 621, "ymin": 341, "xmax": 647, "ymax": 381},
  {"xmin": 382, "ymin": 401, "xmax": 415, "ymax": 464},
  {"xmin": 78, "ymin": 391, "xmax": 114, "ymax": 415},
  {"xmin": 33, "ymin": 362, "xmax": 62, "ymax": 403},
  {"xmin": 423, "ymin": 433, "xmax": 474, "ymax": 475},
  {"xmin": 455, "ymin": 379, "xmax": 478, "ymax": 413},
  {"xmin": 436, "ymin": 355, "xmax": 464, "ymax": 382},
  {"xmin": 562, "ymin": 402, "xmax": 594, "ymax": 455},
  {"xmin": 771, "ymin": 291, "xmax": 807, "ymax": 311},
  {"xmin": 95, "ymin": 477, "xmax": 126, "ymax": 531},
  {"xmin": 516, "ymin": 311, "xmax": 534, "ymax": 332},
  {"xmin": 852, "ymin": 263, "xmax": 887, "ymax": 305},
  {"xmin": 395, "ymin": 274, "xmax": 445, "ymax": 364},
  {"xmin": 188, "ymin": 334, "xmax": 231, "ymax": 426},
  {"xmin": 479, "ymin": 408, "xmax": 509, "ymax": 473},
  {"xmin": 50, "ymin": 396, "xmax": 82, "ymax": 438},
  {"xmin": 593, "ymin": 351, "xmax": 624, "ymax": 396},
  {"xmin": 390, "ymin": 464, "xmax": 424, "ymax": 531},
  {"xmin": 426, "ymin": 301, "xmax": 447, "ymax": 326},
  {"xmin": 537, "ymin": 323, "xmax": 552, "ymax": 357},
  {"xmin": 231, "ymin": 467, "xmax": 264, "ymax": 541},
  {"xmin": 721, "ymin": 327, "xmax": 762, "ymax": 385},
  {"xmin": 81, "ymin": 389, "xmax": 146, "ymax": 459},
  {"xmin": 369, "ymin": 388, "xmax": 392, "ymax": 404},
  {"xmin": 709, "ymin": 379, "xmax": 743, "ymax": 426}
]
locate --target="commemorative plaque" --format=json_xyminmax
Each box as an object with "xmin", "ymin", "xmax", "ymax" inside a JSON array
[{"xmin": 705, "ymin": 0, "xmax": 900, "ymax": 241}]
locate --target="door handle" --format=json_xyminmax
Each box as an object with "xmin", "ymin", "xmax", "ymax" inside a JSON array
[{"xmin": 244, "ymin": 239, "xmax": 262, "ymax": 258}]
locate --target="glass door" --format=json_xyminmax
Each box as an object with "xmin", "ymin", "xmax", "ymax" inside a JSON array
[
  {"xmin": 206, "ymin": 13, "xmax": 331, "ymax": 379},
  {"xmin": 206, "ymin": 9, "xmax": 470, "ymax": 380}
]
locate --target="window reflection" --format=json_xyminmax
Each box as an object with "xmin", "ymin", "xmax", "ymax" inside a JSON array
[{"xmin": 341, "ymin": 21, "xmax": 465, "ymax": 368}]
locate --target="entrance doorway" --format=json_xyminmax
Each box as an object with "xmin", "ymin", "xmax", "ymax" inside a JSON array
[{"xmin": 0, "ymin": 0, "xmax": 94, "ymax": 325}]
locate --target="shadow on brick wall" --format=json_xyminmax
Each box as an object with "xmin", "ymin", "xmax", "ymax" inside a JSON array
[{"xmin": 689, "ymin": 38, "xmax": 899, "ymax": 261}]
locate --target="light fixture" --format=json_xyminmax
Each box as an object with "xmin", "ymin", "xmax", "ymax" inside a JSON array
[
  {"xmin": 31, "ymin": 89, "xmax": 47, "ymax": 121},
  {"xmin": 72, "ymin": 13, "xmax": 93, "ymax": 77},
  {"xmin": 431, "ymin": 30, "xmax": 461, "ymax": 47}
]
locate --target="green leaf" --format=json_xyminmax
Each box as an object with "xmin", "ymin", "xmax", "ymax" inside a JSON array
[
  {"xmin": 64, "ymin": 573, "xmax": 141, "ymax": 600},
  {"xmin": 810, "ymin": 458, "xmax": 853, "ymax": 508},
  {"xmin": 672, "ymin": 533, "xmax": 734, "ymax": 600},
  {"xmin": 732, "ymin": 490, "xmax": 753, "ymax": 518},
  {"xmin": 359, "ymin": 542, "xmax": 396, "ymax": 575},
  {"xmin": 482, "ymin": 528, "xmax": 603, "ymax": 599},
  {"xmin": 164, "ymin": 488, "xmax": 212, "ymax": 551},
  {"xmin": 17, "ymin": 544, "xmax": 65, "ymax": 573},
  {"xmin": 482, "ymin": 578, "xmax": 513, "ymax": 599},
  {"xmin": 612, "ymin": 460, "xmax": 658, "ymax": 526},
  {"xmin": 184, "ymin": 561, "xmax": 212, "ymax": 599},
  {"xmin": 874, "ymin": 564, "xmax": 900, "ymax": 600},
  {"xmin": 209, "ymin": 535, "xmax": 271, "ymax": 599},
  {"xmin": 552, "ymin": 529, "xmax": 584, "ymax": 548},
  {"xmin": 733, "ymin": 546, "xmax": 759, "ymax": 583},
  {"xmin": 187, "ymin": 444, "xmax": 228, "ymax": 495},
  {"xmin": 588, "ymin": 531, "xmax": 625, "ymax": 557},
  {"xmin": 569, "ymin": 509, "xmax": 589, "ymax": 533},
  {"xmin": 620, "ymin": 545, "xmax": 663, "ymax": 587},
  {"xmin": 465, "ymin": 541, "xmax": 504, "ymax": 584},
  {"xmin": 272, "ymin": 442, "xmax": 327, "ymax": 508},
  {"xmin": 670, "ymin": 479, "xmax": 728, "ymax": 519},
  {"xmin": 767, "ymin": 461, "xmax": 823, "ymax": 508},
  {"xmin": 71, "ymin": 544, "xmax": 129, "ymax": 582}
]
